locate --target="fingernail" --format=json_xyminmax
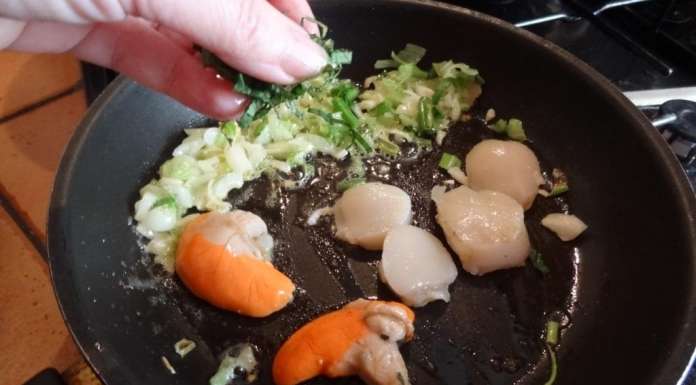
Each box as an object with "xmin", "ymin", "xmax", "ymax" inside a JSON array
[{"xmin": 283, "ymin": 37, "xmax": 327, "ymax": 81}]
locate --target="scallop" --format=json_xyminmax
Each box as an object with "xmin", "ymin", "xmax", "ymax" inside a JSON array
[
  {"xmin": 465, "ymin": 139, "xmax": 544, "ymax": 210},
  {"xmin": 379, "ymin": 225, "xmax": 458, "ymax": 307},
  {"xmin": 334, "ymin": 182, "xmax": 412, "ymax": 250},
  {"xmin": 435, "ymin": 186, "xmax": 530, "ymax": 275}
]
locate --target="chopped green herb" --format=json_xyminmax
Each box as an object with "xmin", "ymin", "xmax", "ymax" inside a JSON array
[
  {"xmin": 330, "ymin": 49, "xmax": 353, "ymax": 66},
  {"xmin": 332, "ymin": 98, "xmax": 360, "ymax": 129},
  {"xmin": 337, "ymin": 177, "xmax": 366, "ymax": 192},
  {"xmin": 545, "ymin": 320, "xmax": 560, "ymax": 345},
  {"xmin": 348, "ymin": 126, "xmax": 372, "ymax": 153},
  {"xmin": 529, "ymin": 249, "xmax": 550, "ymax": 274},
  {"xmin": 439, "ymin": 152, "xmax": 462, "ymax": 170}
]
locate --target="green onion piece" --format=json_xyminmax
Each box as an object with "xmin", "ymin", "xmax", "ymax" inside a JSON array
[
  {"xmin": 221, "ymin": 121, "xmax": 238, "ymax": 139},
  {"xmin": 377, "ymin": 139, "xmax": 401, "ymax": 156},
  {"xmin": 549, "ymin": 182, "xmax": 569, "ymax": 197},
  {"xmin": 417, "ymin": 97, "xmax": 435, "ymax": 133},
  {"xmin": 543, "ymin": 343, "xmax": 558, "ymax": 385},
  {"xmin": 529, "ymin": 249, "xmax": 550, "ymax": 274},
  {"xmin": 349, "ymin": 126, "xmax": 372, "ymax": 153},
  {"xmin": 506, "ymin": 118, "xmax": 527, "ymax": 141},
  {"xmin": 337, "ymin": 177, "xmax": 366, "ymax": 192},
  {"xmin": 332, "ymin": 98, "xmax": 360, "ymax": 129},
  {"xmin": 491, "ymin": 119, "xmax": 508, "ymax": 134},
  {"xmin": 545, "ymin": 320, "xmax": 560, "ymax": 345},
  {"xmin": 438, "ymin": 152, "xmax": 462, "ymax": 170},
  {"xmin": 152, "ymin": 196, "xmax": 176, "ymax": 209},
  {"xmin": 372, "ymin": 101, "xmax": 393, "ymax": 117}
]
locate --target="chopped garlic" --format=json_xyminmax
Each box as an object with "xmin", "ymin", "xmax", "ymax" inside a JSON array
[{"xmin": 541, "ymin": 213, "xmax": 587, "ymax": 241}]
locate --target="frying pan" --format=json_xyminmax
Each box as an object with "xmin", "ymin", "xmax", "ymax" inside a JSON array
[{"xmin": 47, "ymin": 0, "xmax": 696, "ymax": 384}]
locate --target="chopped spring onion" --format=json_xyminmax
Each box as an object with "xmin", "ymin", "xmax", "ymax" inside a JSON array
[
  {"xmin": 544, "ymin": 343, "xmax": 558, "ymax": 385},
  {"xmin": 337, "ymin": 177, "xmax": 366, "ymax": 192},
  {"xmin": 438, "ymin": 152, "xmax": 462, "ymax": 170},
  {"xmin": 507, "ymin": 118, "xmax": 527, "ymax": 141},
  {"xmin": 174, "ymin": 338, "xmax": 197, "ymax": 358},
  {"xmin": 546, "ymin": 320, "xmax": 560, "ymax": 345},
  {"xmin": 529, "ymin": 249, "xmax": 550, "ymax": 274},
  {"xmin": 152, "ymin": 196, "xmax": 176, "ymax": 209},
  {"xmin": 333, "ymin": 97, "xmax": 360, "ymax": 129},
  {"xmin": 490, "ymin": 118, "xmax": 527, "ymax": 141},
  {"xmin": 221, "ymin": 121, "xmax": 238, "ymax": 139},
  {"xmin": 393, "ymin": 43, "xmax": 427, "ymax": 64},
  {"xmin": 491, "ymin": 119, "xmax": 508, "ymax": 133}
]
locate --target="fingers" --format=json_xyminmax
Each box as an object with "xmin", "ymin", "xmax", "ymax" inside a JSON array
[
  {"xmin": 268, "ymin": 0, "xmax": 319, "ymax": 35},
  {"xmin": 1, "ymin": 0, "xmax": 327, "ymax": 84},
  {"xmin": 122, "ymin": 0, "xmax": 327, "ymax": 84},
  {"xmin": 72, "ymin": 18, "xmax": 247, "ymax": 120}
]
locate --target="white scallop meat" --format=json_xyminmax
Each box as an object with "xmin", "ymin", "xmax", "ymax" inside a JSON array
[
  {"xmin": 435, "ymin": 185, "xmax": 531, "ymax": 275},
  {"xmin": 334, "ymin": 182, "xmax": 412, "ymax": 250},
  {"xmin": 465, "ymin": 139, "xmax": 544, "ymax": 210},
  {"xmin": 379, "ymin": 225, "xmax": 458, "ymax": 307}
]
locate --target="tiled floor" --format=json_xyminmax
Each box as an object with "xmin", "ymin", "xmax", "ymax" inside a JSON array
[{"xmin": 0, "ymin": 51, "xmax": 86, "ymax": 385}]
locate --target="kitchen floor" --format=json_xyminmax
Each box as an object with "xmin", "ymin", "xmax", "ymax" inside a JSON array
[{"xmin": 0, "ymin": 51, "xmax": 89, "ymax": 385}]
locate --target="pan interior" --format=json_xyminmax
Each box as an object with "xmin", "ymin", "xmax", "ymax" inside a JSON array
[{"xmin": 48, "ymin": 1, "xmax": 696, "ymax": 385}]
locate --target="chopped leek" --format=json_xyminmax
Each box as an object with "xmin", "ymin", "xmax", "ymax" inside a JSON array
[{"xmin": 438, "ymin": 152, "xmax": 462, "ymax": 170}]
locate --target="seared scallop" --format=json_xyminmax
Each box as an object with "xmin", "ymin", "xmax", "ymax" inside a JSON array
[
  {"xmin": 434, "ymin": 186, "xmax": 530, "ymax": 275},
  {"xmin": 334, "ymin": 182, "xmax": 412, "ymax": 250},
  {"xmin": 175, "ymin": 211, "xmax": 294, "ymax": 317},
  {"xmin": 465, "ymin": 139, "xmax": 544, "ymax": 209},
  {"xmin": 379, "ymin": 225, "xmax": 458, "ymax": 307}
]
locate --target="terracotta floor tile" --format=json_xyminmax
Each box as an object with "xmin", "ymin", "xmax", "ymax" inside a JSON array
[
  {"xmin": 0, "ymin": 207, "xmax": 81, "ymax": 385},
  {"xmin": 0, "ymin": 91, "xmax": 86, "ymax": 237},
  {"xmin": 0, "ymin": 53, "xmax": 81, "ymax": 117}
]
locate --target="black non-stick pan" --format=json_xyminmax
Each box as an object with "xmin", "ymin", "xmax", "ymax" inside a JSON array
[{"xmin": 47, "ymin": 1, "xmax": 696, "ymax": 384}]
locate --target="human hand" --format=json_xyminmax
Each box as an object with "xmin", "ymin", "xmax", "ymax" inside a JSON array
[{"xmin": 0, "ymin": 0, "xmax": 327, "ymax": 119}]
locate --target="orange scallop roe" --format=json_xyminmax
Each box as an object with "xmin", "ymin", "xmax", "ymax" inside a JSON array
[
  {"xmin": 175, "ymin": 215, "xmax": 295, "ymax": 318},
  {"xmin": 272, "ymin": 300, "xmax": 414, "ymax": 385}
]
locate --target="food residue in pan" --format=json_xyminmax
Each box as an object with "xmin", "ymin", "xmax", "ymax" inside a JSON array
[{"xmin": 131, "ymin": 26, "xmax": 586, "ymax": 385}]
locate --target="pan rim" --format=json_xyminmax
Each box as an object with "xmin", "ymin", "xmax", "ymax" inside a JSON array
[{"xmin": 47, "ymin": 0, "xmax": 696, "ymax": 384}]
